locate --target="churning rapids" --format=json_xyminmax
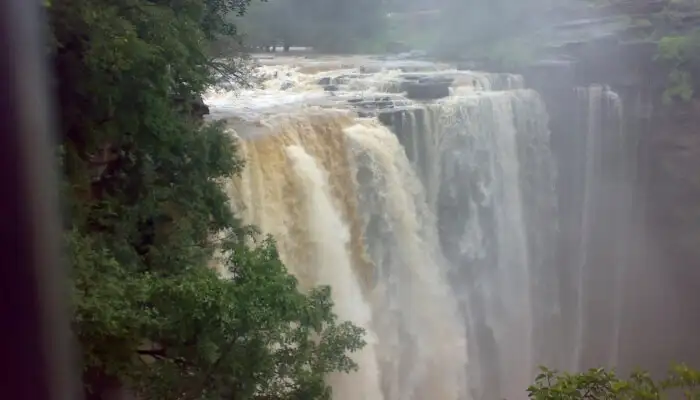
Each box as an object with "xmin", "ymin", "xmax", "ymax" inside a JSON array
[{"xmin": 203, "ymin": 55, "xmax": 629, "ymax": 400}]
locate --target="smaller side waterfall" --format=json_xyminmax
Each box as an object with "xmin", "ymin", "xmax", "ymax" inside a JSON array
[{"xmin": 560, "ymin": 85, "xmax": 629, "ymax": 372}]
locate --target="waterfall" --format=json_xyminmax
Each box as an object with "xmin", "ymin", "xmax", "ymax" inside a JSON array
[
  {"xmin": 208, "ymin": 56, "xmax": 558, "ymax": 400},
  {"xmin": 443, "ymin": 93, "xmax": 536, "ymax": 400},
  {"xmin": 345, "ymin": 120, "xmax": 468, "ymax": 400},
  {"xmin": 227, "ymin": 110, "xmax": 468, "ymax": 400},
  {"xmin": 556, "ymin": 85, "xmax": 629, "ymax": 372},
  {"xmin": 284, "ymin": 144, "xmax": 384, "ymax": 400},
  {"xmin": 379, "ymin": 90, "xmax": 558, "ymax": 400}
]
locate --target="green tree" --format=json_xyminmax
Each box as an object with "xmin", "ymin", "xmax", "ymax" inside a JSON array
[
  {"xmin": 657, "ymin": 30, "xmax": 700, "ymax": 104},
  {"xmin": 49, "ymin": 0, "xmax": 365, "ymax": 398},
  {"xmin": 528, "ymin": 365, "xmax": 700, "ymax": 400}
]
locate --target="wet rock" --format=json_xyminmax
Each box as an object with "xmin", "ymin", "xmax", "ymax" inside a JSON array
[
  {"xmin": 280, "ymin": 81, "xmax": 294, "ymax": 90},
  {"xmin": 418, "ymin": 76, "xmax": 455, "ymax": 85},
  {"xmin": 404, "ymin": 81, "xmax": 451, "ymax": 100},
  {"xmin": 345, "ymin": 95, "xmax": 411, "ymax": 117},
  {"xmin": 401, "ymin": 74, "xmax": 424, "ymax": 81},
  {"xmin": 176, "ymin": 96, "xmax": 209, "ymax": 119},
  {"xmin": 361, "ymin": 100, "xmax": 394, "ymax": 109},
  {"xmin": 396, "ymin": 74, "xmax": 455, "ymax": 95},
  {"xmin": 331, "ymin": 75, "xmax": 354, "ymax": 85},
  {"xmin": 346, "ymin": 96, "xmax": 394, "ymax": 110},
  {"xmin": 318, "ymin": 77, "xmax": 332, "ymax": 86},
  {"xmin": 323, "ymin": 84, "xmax": 339, "ymax": 92},
  {"xmin": 193, "ymin": 100, "xmax": 210, "ymax": 119}
]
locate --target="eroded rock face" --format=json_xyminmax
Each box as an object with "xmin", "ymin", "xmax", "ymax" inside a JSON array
[
  {"xmin": 404, "ymin": 81, "xmax": 451, "ymax": 100},
  {"xmin": 521, "ymin": 3, "xmax": 700, "ymax": 374},
  {"xmin": 641, "ymin": 101, "xmax": 700, "ymax": 367}
]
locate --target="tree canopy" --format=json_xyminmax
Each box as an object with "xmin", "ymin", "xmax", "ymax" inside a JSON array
[
  {"xmin": 529, "ymin": 364, "xmax": 700, "ymax": 400},
  {"xmin": 49, "ymin": 0, "xmax": 365, "ymax": 398}
]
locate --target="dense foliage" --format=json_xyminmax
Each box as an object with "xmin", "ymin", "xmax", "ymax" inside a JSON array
[
  {"xmin": 657, "ymin": 31, "xmax": 700, "ymax": 104},
  {"xmin": 528, "ymin": 365, "xmax": 700, "ymax": 400},
  {"xmin": 49, "ymin": 0, "xmax": 365, "ymax": 398},
  {"xmin": 652, "ymin": 1, "xmax": 700, "ymax": 104}
]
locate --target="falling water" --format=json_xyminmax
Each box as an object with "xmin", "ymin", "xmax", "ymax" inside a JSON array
[
  {"xmin": 208, "ymin": 55, "xmax": 559, "ymax": 400},
  {"xmin": 566, "ymin": 85, "xmax": 628, "ymax": 371},
  {"xmin": 344, "ymin": 120, "xmax": 468, "ymax": 400},
  {"xmin": 441, "ymin": 94, "xmax": 536, "ymax": 400},
  {"xmin": 225, "ymin": 108, "xmax": 469, "ymax": 400},
  {"xmin": 571, "ymin": 86, "xmax": 602, "ymax": 371},
  {"xmin": 379, "ymin": 89, "xmax": 558, "ymax": 400},
  {"xmin": 285, "ymin": 144, "xmax": 384, "ymax": 400}
]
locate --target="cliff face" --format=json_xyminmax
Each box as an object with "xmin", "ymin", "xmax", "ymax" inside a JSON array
[{"xmin": 522, "ymin": 0, "xmax": 700, "ymax": 374}]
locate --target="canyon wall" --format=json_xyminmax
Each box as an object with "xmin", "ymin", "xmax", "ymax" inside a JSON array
[{"xmin": 521, "ymin": 3, "xmax": 700, "ymax": 373}]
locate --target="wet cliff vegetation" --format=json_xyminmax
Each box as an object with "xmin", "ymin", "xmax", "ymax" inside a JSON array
[
  {"xmin": 528, "ymin": 365, "xmax": 700, "ymax": 400},
  {"xmin": 49, "ymin": 0, "xmax": 365, "ymax": 398}
]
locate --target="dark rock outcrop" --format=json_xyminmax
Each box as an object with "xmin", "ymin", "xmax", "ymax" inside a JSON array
[
  {"xmin": 323, "ymin": 84, "xmax": 339, "ymax": 92},
  {"xmin": 404, "ymin": 81, "xmax": 451, "ymax": 100},
  {"xmin": 173, "ymin": 95, "xmax": 210, "ymax": 120},
  {"xmin": 192, "ymin": 97, "xmax": 210, "ymax": 119},
  {"xmin": 346, "ymin": 95, "xmax": 411, "ymax": 117}
]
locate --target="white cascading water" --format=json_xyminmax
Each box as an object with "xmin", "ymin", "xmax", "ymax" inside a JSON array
[
  {"xmin": 344, "ymin": 120, "xmax": 468, "ymax": 400},
  {"xmin": 447, "ymin": 94, "xmax": 534, "ymax": 400},
  {"xmin": 284, "ymin": 144, "xmax": 384, "ymax": 400},
  {"xmin": 379, "ymin": 86, "xmax": 558, "ymax": 400},
  {"xmin": 206, "ymin": 55, "xmax": 565, "ymax": 400}
]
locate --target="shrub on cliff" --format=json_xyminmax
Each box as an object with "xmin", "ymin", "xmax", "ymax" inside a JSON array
[
  {"xmin": 657, "ymin": 30, "xmax": 700, "ymax": 104},
  {"xmin": 49, "ymin": 0, "xmax": 365, "ymax": 398},
  {"xmin": 528, "ymin": 364, "xmax": 700, "ymax": 400}
]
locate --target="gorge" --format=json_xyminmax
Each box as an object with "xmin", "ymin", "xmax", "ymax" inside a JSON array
[{"xmin": 204, "ymin": 52, "xmax": 692, "ymax": 400}]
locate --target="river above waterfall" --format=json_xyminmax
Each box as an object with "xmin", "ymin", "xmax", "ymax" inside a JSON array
[{"xmin": 205, "ymin": 54, "xmax": 522, "ymax": 121}]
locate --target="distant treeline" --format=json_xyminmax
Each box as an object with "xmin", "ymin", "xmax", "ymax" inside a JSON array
[{"xmin": 232, "ymin": 0, "xmax": 386, "ymax": 53}]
